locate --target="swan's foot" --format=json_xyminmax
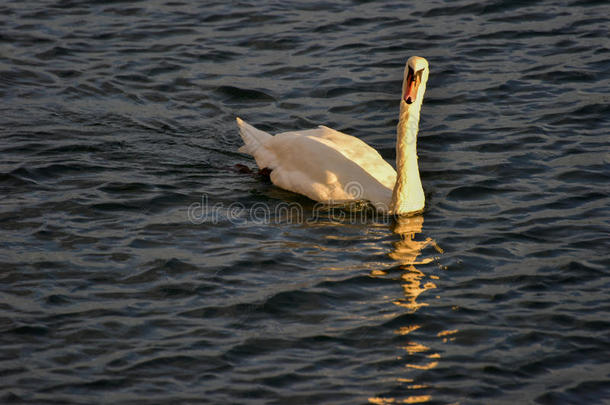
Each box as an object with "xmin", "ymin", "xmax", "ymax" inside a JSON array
[
  {"xmin": 233, "ymin": 164, "xmax": 253, "ymax": 174},
  {"xmin": 258, "ymin": 167, "xmax": 272, "ymax": 179},
  {"xmin": 233, "ymin": 164, "xmax": 272, "ymax": 180}
]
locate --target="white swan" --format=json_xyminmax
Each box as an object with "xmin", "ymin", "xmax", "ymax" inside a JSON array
[{"xmin": 237, "ymin": 56, "xmax": 429, "ymax": 215}]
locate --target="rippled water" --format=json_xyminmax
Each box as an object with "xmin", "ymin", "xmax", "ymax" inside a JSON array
[{"xmin": 1, "ymin": 0, "xmax": 609, "ymax": 403}]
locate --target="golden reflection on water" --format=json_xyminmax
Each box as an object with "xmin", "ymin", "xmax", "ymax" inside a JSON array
[{"xmin": 369, "ymin": 215, "xmax": 451, "ymax": 405}]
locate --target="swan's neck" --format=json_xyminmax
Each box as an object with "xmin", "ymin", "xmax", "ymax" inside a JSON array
[{"xmin": 390, "ymin": 100, "xmax": 425, "ymax": 215}]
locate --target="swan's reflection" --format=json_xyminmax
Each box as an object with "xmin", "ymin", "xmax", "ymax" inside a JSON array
[
  {"xmin": 389, "ymin": 215, "xmax": 441, "ymax": 312},
  {"xmin": 370, "ymin": 215, "xmax": 449, "ymax": 405}
]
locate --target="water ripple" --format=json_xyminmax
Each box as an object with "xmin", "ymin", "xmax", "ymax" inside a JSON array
[{"xmin": 0, "ymin": 0, "xmax": 609, "ymax": 404}]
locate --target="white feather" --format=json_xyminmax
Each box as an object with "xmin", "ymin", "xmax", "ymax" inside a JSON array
[
  {"xmin": 236, "ymin": 119, "xmax": 395, "ymax": 207},
  {"xmin": 235, "ymin": 56, "xmax": 429, "ymax": 215}
]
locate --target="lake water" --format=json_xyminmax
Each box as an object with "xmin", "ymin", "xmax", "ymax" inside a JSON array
[{"xmin": 1, "ymin": 0, "xmax": 609, "ymax": 404}]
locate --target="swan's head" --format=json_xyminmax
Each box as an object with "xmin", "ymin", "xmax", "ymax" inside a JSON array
[{"xmin": 402, "ymin": 56, "xmax": 429, "ymax": 105}]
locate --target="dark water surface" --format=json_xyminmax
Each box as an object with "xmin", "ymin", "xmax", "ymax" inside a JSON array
[{"xmin": 1, "ymin": 1, "xmax": 609, "ymax": 404}]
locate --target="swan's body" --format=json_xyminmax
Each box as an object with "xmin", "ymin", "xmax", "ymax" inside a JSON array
[{"xmin": 237, "ymin": 56, "xmax": 429, "ymax": 215}]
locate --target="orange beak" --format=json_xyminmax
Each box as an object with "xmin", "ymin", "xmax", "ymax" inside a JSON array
[{"xmin": 403, "ymin": 69, "xmax": 418, "ymax": 104}]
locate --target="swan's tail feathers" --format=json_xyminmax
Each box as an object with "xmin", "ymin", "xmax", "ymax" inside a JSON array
[{"xmin": 236, "ymin": 117, "xmax": 272, "ymax": 156}]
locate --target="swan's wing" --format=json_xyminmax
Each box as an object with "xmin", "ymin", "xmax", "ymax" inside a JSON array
[
  {"xmin": 263, "ymin": 131, "xmax": 393, "ymax": 206},
  {"xmin": 237, "ymin": 119, "xmax": 394, "ymax": 207},
  {"xmin": 278, "ymin": 125, "xmax": 396, "ymax": 190}
]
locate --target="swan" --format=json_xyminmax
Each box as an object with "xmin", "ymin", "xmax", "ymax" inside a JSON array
[{"xmin": 236, "ymin": 56, "xmax": 429, "ymax": 215}]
